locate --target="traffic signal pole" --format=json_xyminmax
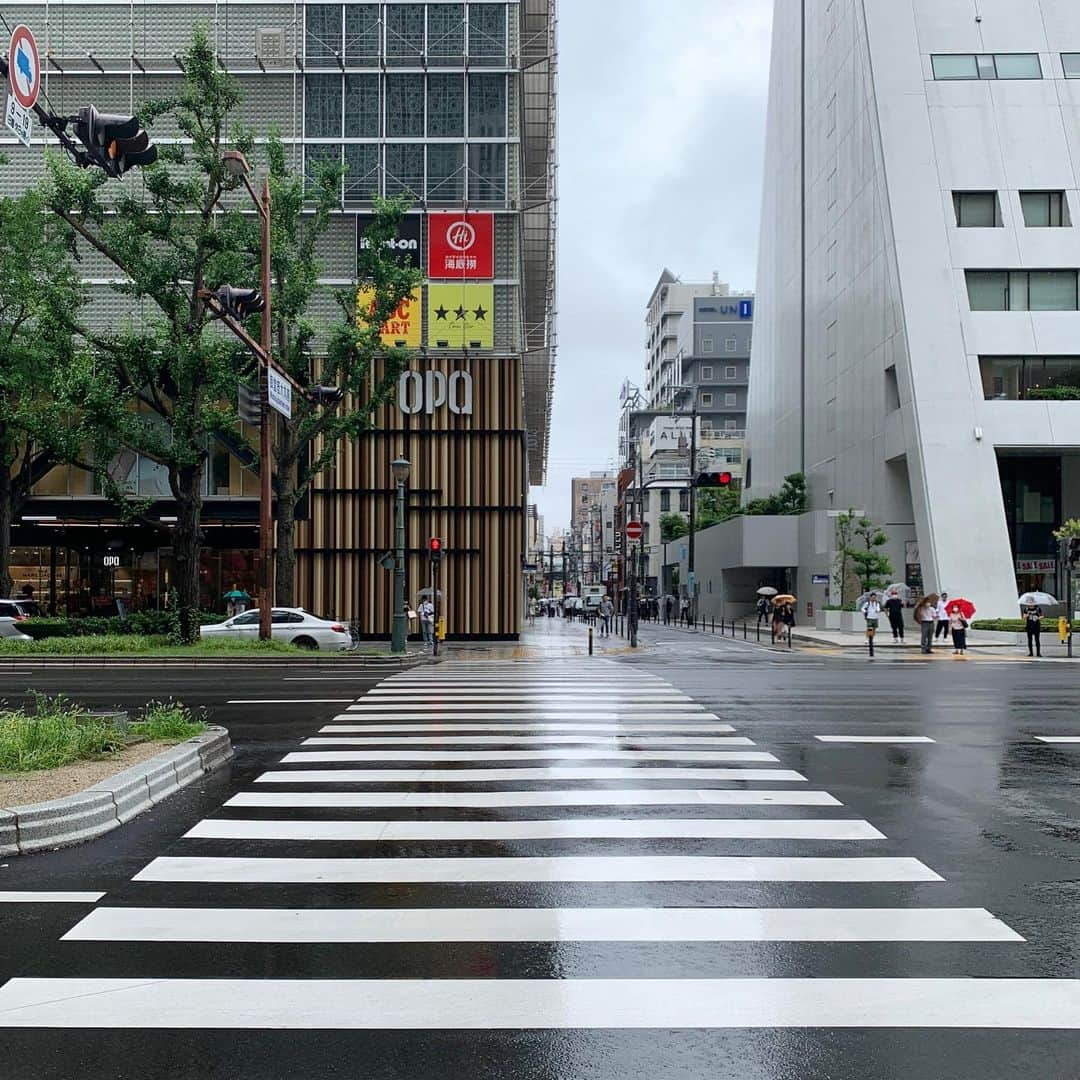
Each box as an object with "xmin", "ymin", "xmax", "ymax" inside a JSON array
[
  {"xmin": 258, "ymin": 176, "xmax": 273, "ymax": 643},
  {"xmin": 688, "ymin": 403, "xmax": 697, "ymax": 624}
]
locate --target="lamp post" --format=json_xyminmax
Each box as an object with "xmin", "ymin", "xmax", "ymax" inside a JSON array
[{"xmin": 391, "ymin": 457, "xmax": 411, "ymax": 654}]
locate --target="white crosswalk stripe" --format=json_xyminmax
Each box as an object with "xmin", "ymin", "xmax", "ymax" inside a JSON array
[{"xmin": 3, "ymin": 656, "xmax": 1045, "ymax": 1040}]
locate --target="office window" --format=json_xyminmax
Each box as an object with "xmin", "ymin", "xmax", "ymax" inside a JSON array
[
  {"xmin": 966, "ymin": 270, "xmax": 1080, "ymax": 311},
  {"xmin": 427, "ymin": 145, "xmax": 465, "ymax": 202},
  {"xmin": 724, "ymin": 337, "xmax": 737, "ymax": 352},
  {"xmin": 932, "ymin": 53, "xmax": 1041, "ymax": 80},
  {"xmin": 701, "ymin": 365, "xmax": 714, "ymax": 380},
  {"xmin": 701, "ymin": 392, "xmax": 713, "ymax": 407},
  {"xmin": 468, "ymin": 143, "xmax": 506, "ymax": 202},
  {"xmin": 385, "ymin": 74, "xmax": 425, "ymax": 137},
  {"xmin": 304, "ymin": 75, "xmax": 341, "ymax": 138},
  {"xmin": 344, "ymin": 144, "xmax": 379, "ymax": 200},
  {"xmin": 724, "ymin": 420, "xmax": 737, "ymax": 430},
  {"xmin": 660, "ymin": 489, "xmax": 670, "ymax": 512},
  {"xmin": 724, "ymin": 393, "xmax": 737, "ymax": 406},
  {"xmin": 469, "ymin": 3, "xmax": 507, "ymax": 62},
  {"xmin": 954, "ymin": 191, "xmax": 1000, "ymax": 227},
  {"xmin": 305, "ymin": 5, "xmax": 341, "ymax": 61},
  {"xmin": 979, "ymin": 356, "xmax": 1080, "ymax": 399},
  {"xmin": 702, "ymin": 337, "xmax": 714, "ymax": 354},
  {"xmin": 1064, "ymin": 54, "xmax": 1080, "ymax": 78},
  {"xmin": 469, "ymin": 74, "xmax": 507, "ymax": 137},
  {"xmin": 428, "ymin": 3, "xmax": 464, "ymax": 60},
  {"xmin": 428, "ymin": 73, "xmax": 464, "ymax": 136},
  {"xmin": 1021, "ymin": 191, "xmax": 1067, "ymax": 228},
  {"xmin": 344, "ymin": 5, "xmax": 380, "ymax": 62},
  {"xmin": 725, "ymin": 365, "xmax": 737, "ymax": 379},
  {"xmin": 344, "ymin": 74, "xmax": 379, "ymax": 137}
]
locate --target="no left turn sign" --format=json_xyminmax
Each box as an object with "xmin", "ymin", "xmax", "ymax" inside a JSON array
[{"xmin": 8, "ymin": 25, "xmax": 40, "ymax": 111}]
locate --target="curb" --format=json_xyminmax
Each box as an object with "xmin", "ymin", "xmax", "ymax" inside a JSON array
[
  {"xmin": 0, "ymin": 654, "xmax": 439, "ymax": 670},
  {"xmin": 0, "ymin": 725, "xmax": 233, "ymax": 856}
]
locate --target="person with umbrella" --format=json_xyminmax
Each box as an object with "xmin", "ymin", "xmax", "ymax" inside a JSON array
[
  {"xmin": 884, "ymin": 588, "xmax": 905, "ymax": 642},
  {"xmin": 417, "ymin": 594, "xmax": 435, "ymax": 646},
  {"xmin": 946, "ymin": 597, "xmax": 976, "ymax": 655},
  {"xmin": 1022, "ymin": 596, "xmax": 1046, "ymax": 658}
]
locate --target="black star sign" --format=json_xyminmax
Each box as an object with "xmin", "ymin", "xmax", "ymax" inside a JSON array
[
  {"xmin": 454, "ymin": 306, "xmax": 467, "ymax": 320},
  {"xmin": 435, "ymin": 305, "xmax": 449, "ymax": 320},
  {"xmin": 472, "ymin": 306, "xmax": 488, "ymax": 321}
]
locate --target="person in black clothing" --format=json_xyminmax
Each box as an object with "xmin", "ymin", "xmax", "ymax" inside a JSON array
[
  {"xmin": 1024, "ymin": 603, "xmax": 1043, "ymax": 658},
  {"xmin": 884, "ymin": 590, "xmax": 905, "ymax": 641}
]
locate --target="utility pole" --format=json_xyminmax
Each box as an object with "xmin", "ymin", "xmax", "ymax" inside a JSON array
[{"xmin": 688, "ymin": 400, "xmax": 698, "ymax": 624}]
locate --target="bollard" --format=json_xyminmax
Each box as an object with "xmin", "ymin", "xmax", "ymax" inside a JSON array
[
  {"xmin": 743, "ymin": 621, "xmax": 747, "ymax": 640},
  {"xmin": 588, "ymin": 627, "xmax": 594, "ymax": 656},
  {"xmin": 711, "ymin": 617, "xmax": 715, "ymax": 634},
  {"xmin": 756, "ymin": 622, "xmax": 761, "ymax": 642}
]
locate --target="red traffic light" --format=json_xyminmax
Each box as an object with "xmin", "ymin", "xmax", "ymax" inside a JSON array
[
  {"xmin": 695, "ymin": 471, "xmax": 733, "ymax": 488},
  {"xmin": 429, "ymin": 537, "xmax": 442, "ymax": 552}
]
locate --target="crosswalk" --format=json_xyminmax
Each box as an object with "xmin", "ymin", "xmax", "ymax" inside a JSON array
[{"xmin": 2, "ymin": 657, "xmax": 1079, "ymax": 1039}]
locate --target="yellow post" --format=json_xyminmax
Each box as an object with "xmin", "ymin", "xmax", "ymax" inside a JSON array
[
  {"xmin": 1059, "ymin": 616, "xmax": 1070, "ymax": 643},
  {"xmin": 436, "ymin": 617, "xmax": 446, "ymax": 641}
]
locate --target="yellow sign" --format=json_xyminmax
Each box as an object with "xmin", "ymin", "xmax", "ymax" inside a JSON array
[
  {"xmin": 426, "ymin": 284, "xmax": 494, "ymax": 349},
  {"xmin": 357, "ymin": 287, "xmax": 422, "ymax": 348}
]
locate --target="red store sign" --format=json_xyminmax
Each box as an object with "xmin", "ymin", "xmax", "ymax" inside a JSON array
[{"xmin": 428, "ymin": 211, "xmax": 494, "ymax": 279}]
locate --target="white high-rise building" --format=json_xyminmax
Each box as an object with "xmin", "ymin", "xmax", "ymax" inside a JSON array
[{"xmin": 746, "ymin": 0, "xmax": 1080, "ymax": 616}]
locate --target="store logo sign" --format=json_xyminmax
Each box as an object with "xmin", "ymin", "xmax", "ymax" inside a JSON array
[
  {"xmin": 398, "ymin": 370, "xmax": 474, "ymax": 416},
  {"xmin": 428, "ymin": 211, "xmax": 494, "ymax": 278}
]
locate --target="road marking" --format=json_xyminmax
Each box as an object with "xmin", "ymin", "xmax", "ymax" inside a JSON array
[
  {"xmin": 309, "ymin": 734, "xmax": 756, "ymax": 746},
  {"xmin": 367, "ymin": 689, "xmax": 691, "ymax": 697},
  {"xmin": 0, "ymin": 892, "xmax": 105, "ymax": 904},
  {"xmin": 184, "ymin": 818, "xmax": 883, "ymax": 842},
  {"xmin": 282, "ymin": 749, "xmax": 777, "ymax": 764},
  {"xmin": 64, "ymin": 906, "xmax": 1019, "ymax": 944},
  {"xmin": 814, "ymin": 736, "xmax": 936, "ymax": 744},
  {"xmin": 340, "ymin": 712, "xmax": 723, "ymax": 722},
  {"xmin": 255, "ymin": 767, "xmax": 808, "ymax": 783},
  {"xmin": 1035, "ymin": 736, "xmax": 1080, "ymax": 743},
  {"xmin": 347, "ymin": 703, "xmax": 710, "ymax": 713},
  {"xmin": 225, "ymin": 789, "xmax": 843, "ymax": 809},
  {"xmin": 226, "ymin": 699, "xmax": 357, "ymax": 705},
  {"xmin": 320, "ymin": 722, "xmax": 738, "ymax": 734},
  {"xmin": 133, "ymin": 855, "xmax": 941, "ymax": 884}
]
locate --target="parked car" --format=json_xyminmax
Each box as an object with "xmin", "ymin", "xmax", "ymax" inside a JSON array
[
  {"xmin": 0, "ymin": 598, "xmax": 41, "ymax": 620},
  {"xmin": 199, "ymin": 607, "xmax": 351, "ymax": 652},
  {"xmin": 0, "ymin": 616, "xmax": 32, "ymax": 642}
]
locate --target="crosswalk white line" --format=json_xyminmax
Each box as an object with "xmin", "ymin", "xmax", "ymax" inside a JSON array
[
  {"xmin": 255, "ymin": 767, "xmax": 809, "ymax": 783},
  {"xmin": 225, "ymin": 789, "xmax": 843, "ymax": 809},
  {"xmin": 64, "ymin": 906, "xmax": 1021, "ymax": 943},
  {"xmin": 0, "ymin": 892, "xmax": 105, "ymax": 904},
  {"xmin": 340, "ymin": 712, "xmax": 723, "ymax": 722},
  {"xmin": 1034, "ymin": 736, "xmax": 1080, "ymax": 743},
  {"xmin": 320, "ymin": 722, "xmax": 738, "ymax": 734},
  {"xmin": 133, "ymin": 855, "xmax": 942, "ymax": 883},
  {"xmin": 8, "ymin": 976, "xmax": 1076, "ymax": 1029},
  {"xmin": 282, "ymin": 749, "xmax": 779, "ymax": 764},
  {"xmin": 815, "ymin": 736, "xmax": 936, "ymax": 744},
  {"xmin": 347, "ymin": 703, "xmax": 710, "ymax": 712},
  {"xmin": 183, "ymin": 818, "xmax": 884, "ymax": 842},
  {"xmin": 309, "ymin": 734, "xmax": 756, "ymax": 746},
  {"xmin": 227, "ymin": 699, "xmax": 357, "ymax": 705},
  {"xmin": 367, "ymin": 690, "xmax": 691, "ymax": 697}
]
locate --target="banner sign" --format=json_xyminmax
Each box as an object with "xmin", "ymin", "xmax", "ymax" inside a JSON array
[
  {"xmin": 356, "ymin": 214, "xmax": 421, "ymax": 271},
  {"xmin": 427, "ymin": 211, "xmax": 494, "ymax": 279},
  {"xmin": 426, "ymin": 284, "xmax": 494, "ymax": 349},
  {"xmin": 1017, "ymin": 558, "xmax": 1055, "ymax": 573},
  {"xmin": 357, "ymin": 287, "xmax": 423, "ymax": 348}
]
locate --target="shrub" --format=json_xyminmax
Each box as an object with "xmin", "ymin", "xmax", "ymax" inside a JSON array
[
  {"xmin": 971, "ymin": 618, "xmax": 1055, "ymax": 633},
  {"xmin": 1026, "ymin": 386, "xmax": 1080, "ymax": 401},
  {"xmin": 0, "ymin": 695, "xmax": 125, "ymax": 772},
  {"xmin": 132, "ymin": 701, "xmax": 207, "ymax": 741}
]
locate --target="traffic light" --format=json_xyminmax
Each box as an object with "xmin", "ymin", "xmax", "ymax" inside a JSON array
[
  {"xmin": 216, "ymin": 285, "xmax": 265, "ymax": 322},
  {"xmin": 695, "ymin": 471, "xmax": 733, "ymax": 488},
  {"xmin": 429, "ymin": 537, "xmax": 443, "ymax": 564},
  {"xmin": 71, "ymin": 106, "xmax": 157, "ymax": 177},
  {"xmin": 237, "ymin": 382, "xmax": 261, "ymax": 425},
  {"xmin": 307, "ymin": 385, "xmax": 345, "ymax": 407}
]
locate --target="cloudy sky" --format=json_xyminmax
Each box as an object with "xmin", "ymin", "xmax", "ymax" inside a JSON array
[{"xmin": 528, "ymin": 0, "xmax": 773, "ymax": 534}]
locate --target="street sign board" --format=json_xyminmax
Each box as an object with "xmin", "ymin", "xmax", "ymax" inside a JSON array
[
  {"xmin": 811, "ymin": 574, "xmax": 829, "ymax": 585},
  {"xmin": 625, "ymin": 520, "xmax": 643, "ymax": 542},
  {"xmin": 267, "ymin": 366, "xmax": 292, "ymax": 419},
  {"xmin": 8, "ymin": 25, "xmax": 40, "ymax": 110},
  {"xmin": 4, "ymin": 95, "xmax": 31, "ymax": 146}
]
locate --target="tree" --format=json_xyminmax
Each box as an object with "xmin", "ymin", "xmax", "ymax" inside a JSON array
[
  {"xmin": 744, "ymin": 471, "xmax": 807, "ymax": 516},
  {"xmin": 660, "ymin": 513, "xmax": 689, "ymax": 543},
  {"xmin": 833, "ymin": 510, "xmax": 857, "ymax": 607},
  {"xmin": 696, "ymin": 486, "xmax": 742, "ymax": 529},
  {"xmin": 46, "ymin": 30, "xmax": 276, "ymax": 641},
  {"xmin": 0, "ymin": 191, "xmax": 84, "ymax": 599},
  {"xmin": 846, "ymin": 516, "xmax": 893, "ymax": 597}
]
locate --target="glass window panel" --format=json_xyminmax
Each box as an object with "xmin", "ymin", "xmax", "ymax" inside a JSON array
[
  {"xmin": 1020, "ymin": 191, "xmax": 1065, "ymax": 227},
  {"xmin": 428, "ymin": 73, "xmax": 464, "ymax": 136},
  {"xmin": 305, "ymin": 5, "xmax": 341, "ymax": 61},
  {"xmin": 932, "ymin": 54, "xmax": 978, "ymax": 80},
  {"xmin": 344, "ymin": 4, "xmax": 381, "ymax": 61},
  {"xmin": 954, "ymin": 191, "xmax": 997, "ymax": 227},
  {"xmin": 1041, "ymin": 357, "xmax": 1080, "ymax": 390},
  {"xmin": 1064, "ymin": 54, "xmax": 1080, "ymax": 78},
  {"xmin": 660, "ymin": 489, "xmax": 670, "ymax": 512},
  {"xmin": 385, "ymin": 143, "xmax": 424, "ymax": 199},
  {"xmin": 305, "ymin": 144, "xmax": 342, "ymax": 193},
  {"xmin": 385, "ymin": 74, "xmax": 425, "ymax": 137},
  {"xmin": 427, "ymin": 144, "xmax": 465, "ymax": 202},
  {"xmin": 966, "ymin": 271, "xmax": 1008, "ymax": 310},
  {"xmin": 976, "ymin": 54, "xmax": 997, "ymax": 79},
  {"xmin": 305, "ymin": 74, "xmax": 342, "ymax": 138},
  {"xmin": 979, "ymin": 357, "xmax": 1022, "ymax": 399},
  {"xmin": 344, "ymin": 144, "xmax": 380, "ymax": 200},
  {"xmin": 1009, "ymin": 271, "xmax": 1029, "ymax": 311},
  {"xmin": 137, "ymin": 455, "xmax": 171, "ymax": 497},
  {"xmin": 345, "ymin": 74, "xmax": 380, "ymax": 137},
  {"xmin": 1028, "ymin": 271, "xmax": 1077, "ymax": 311},
  {"xmin": 468, "ymin": 142, "xmax": 506, "ymax": 202},
  {"xmin": 385, "ymin": 4, "xmax": 424, "ymax": 60},
  {"xmin": 469, "ymin": 73, "xmax": 506, "ymax": 137},
  {"xmin": 428, "ymin": 3, "xmax": 464, "ymax": 60},
  {"xmin": 468, "ymin": 3, "xmax": 506, "ymax": 62},
  {"xmin": 994, "ymin": 53, "xmax": 1042, "ymax": 79}
]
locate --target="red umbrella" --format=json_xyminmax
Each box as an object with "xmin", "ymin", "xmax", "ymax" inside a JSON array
[{"xmin": 947, "ymin": 598, "xmax": 976, "ymax": 620}]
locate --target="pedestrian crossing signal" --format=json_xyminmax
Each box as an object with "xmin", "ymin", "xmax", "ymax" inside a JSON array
[{"xmin": 429, "ymin": 537, "xmax": 443, "ymax": 564}]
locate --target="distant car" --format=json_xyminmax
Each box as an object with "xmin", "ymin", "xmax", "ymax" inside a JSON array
[
  {"xmin": 0, "ymin": 616, "xmax": 32, "ymax": 642},
  {"xmin": 0, "ymin": 598, "xmax": 41, "ymax": 620},
  {"xmin": 200, "ymin": 608, "xmax": 351, "ymax": 652}
]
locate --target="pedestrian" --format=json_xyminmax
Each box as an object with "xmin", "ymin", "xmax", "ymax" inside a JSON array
[
  {"xmin": 680, "ymin": 595, "xmax": 690, "ymax": 626},
  {"xmin": 884, "ymin": 589, "xmax": 905, "ymax": 641},
  {"xmin": 664, "ymin": 594, "xmax": 674, "ymax": 625},
  {"xmin": 598, "ymin": 594, "xmax": 614, "ymax": 636},
  {"xmin": 418, "ymin": 597, "xmax": 435, "ymax": 645},
  {"xmin": 779, "ymin": 600, "xmax": 796, "ymax": 645},
  {"xmin": 935, "ymin": 591, "xmax": 950, "ymax": 641},
  {"xmin": 756, "ymin": 596, "xmax": 771, "ymax": 627},
  {"xmin": 860, "ymin": 591, "xmax": 881, "ymax": 657},
  {"xmin": 914, "ymin": 593, "xmax": 938, "ymax": 654},
  {"xmin": 1024, "ymin": 602, "xmax": 1043, "ymax": 658},
  {"xmin": 948, "ymin": 602, "xmax": 968, "ymax": 655}
]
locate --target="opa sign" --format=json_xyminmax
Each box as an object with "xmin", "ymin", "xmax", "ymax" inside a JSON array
[{"xmin": 398, "ymin": 370, "xmax": 474, "ymax": 416}]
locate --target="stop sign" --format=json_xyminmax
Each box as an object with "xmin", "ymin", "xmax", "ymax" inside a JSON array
[{"xmin": 625, "ymin": 520, "xmax": 643, "ymax": 542}]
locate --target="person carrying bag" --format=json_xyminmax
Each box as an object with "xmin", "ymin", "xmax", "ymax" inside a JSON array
[{"xmin": 860, "ymin": 591, "xmax": 881, "ymax": 658}]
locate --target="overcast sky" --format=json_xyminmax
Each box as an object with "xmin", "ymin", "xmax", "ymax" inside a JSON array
[{"xmin": 527, "ymin": 0, "xmax": 773, "ymax": 535}]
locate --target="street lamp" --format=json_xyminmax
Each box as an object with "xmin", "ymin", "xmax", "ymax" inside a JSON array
[{"xmin": 391, "ymin": 457, "xmax": 411, "ymax": 654}]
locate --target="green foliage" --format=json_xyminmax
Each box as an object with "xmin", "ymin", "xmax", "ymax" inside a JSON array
[
  {"xmin": 1027, "ymin": 386, "xmax": 1080, "ymax": 400},
  {"xmin": 660, "ymin": 513, "xmax": 689, "ymax": 542},
  {"xmin": 743, "ymin": 472, "xmax": 807, "ymax": 516},
  {"xmin": 1053, "ymin": 519, "xmax": 1080, "ymax": 540},
  {"xmin": 696, "ymin": 487, "xmax": 742, "ymax": 529},
  {"xmin": 0, "ymin": 634, "xmax": 309, "ymax": 655},
  {"xmin": 969, "ymin": 619, "xmax": 1033, "ymax": 632},
  {"xmin": 131, "ymin": 701, "xmax": 206, "ymax": 741},
  {"xmin": 0, "ymin": 695, "xmax": 125, "ymax": 771},
  {"xmin": 842, "ymin": 515, "xmax": 893, "ymax": 597},
  {"xmin": 20, "ymin": 611, "xmax": 220, "ymax": 639}
]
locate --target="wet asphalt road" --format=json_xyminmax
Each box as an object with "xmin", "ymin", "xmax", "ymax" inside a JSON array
[{"xmin": 2, "ymin": 635, "xmax": 1080, "ymax": 1078}]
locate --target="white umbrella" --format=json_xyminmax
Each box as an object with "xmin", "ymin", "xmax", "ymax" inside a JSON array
[
  {"xmin": 1019, "ymin": 591, "xmax": 1057, "ymax": 606},
  {"xmin": 756, "ymin": 586, "xmax": 779, "ymax": 596},
  {"xmin": 881, "ymin": 583, "xmax": 912, "ymax": 600}
]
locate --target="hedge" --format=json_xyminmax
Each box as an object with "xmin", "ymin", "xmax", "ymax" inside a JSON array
[{"xmin": 20, "ymin": 611, "xmax": 222, "ymax": 640}]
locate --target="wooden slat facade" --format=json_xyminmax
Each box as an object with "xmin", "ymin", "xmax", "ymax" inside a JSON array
[{"xmin": 295, "ymin": 355, "xmax": 525, "ymax": 639}]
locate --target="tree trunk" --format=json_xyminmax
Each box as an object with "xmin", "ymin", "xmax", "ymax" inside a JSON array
[
  {"xmin": 275, "ymin": 494, "xmax": 298, "ymax": 608},
  {"xmin": 0, "ymin": 456, "xmax": 13, "ymax": 600},
  {"xmin": 172, "ymin": 463, "xmax": 205, "ymax": 643}
]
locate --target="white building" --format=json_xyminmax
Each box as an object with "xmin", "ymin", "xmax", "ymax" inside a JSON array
[{"xmin": 745, "ymin": 0, "xmax": 1080, "ymax": 617}]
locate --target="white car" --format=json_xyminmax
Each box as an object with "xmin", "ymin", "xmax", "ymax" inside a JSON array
[
  {"xmin": 200, "ymin": 608, "xmax": 352, "ymax": 652},
  {"xmin": 0, "ymin": 616, "xmax": 32, "ymax": 642}
]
